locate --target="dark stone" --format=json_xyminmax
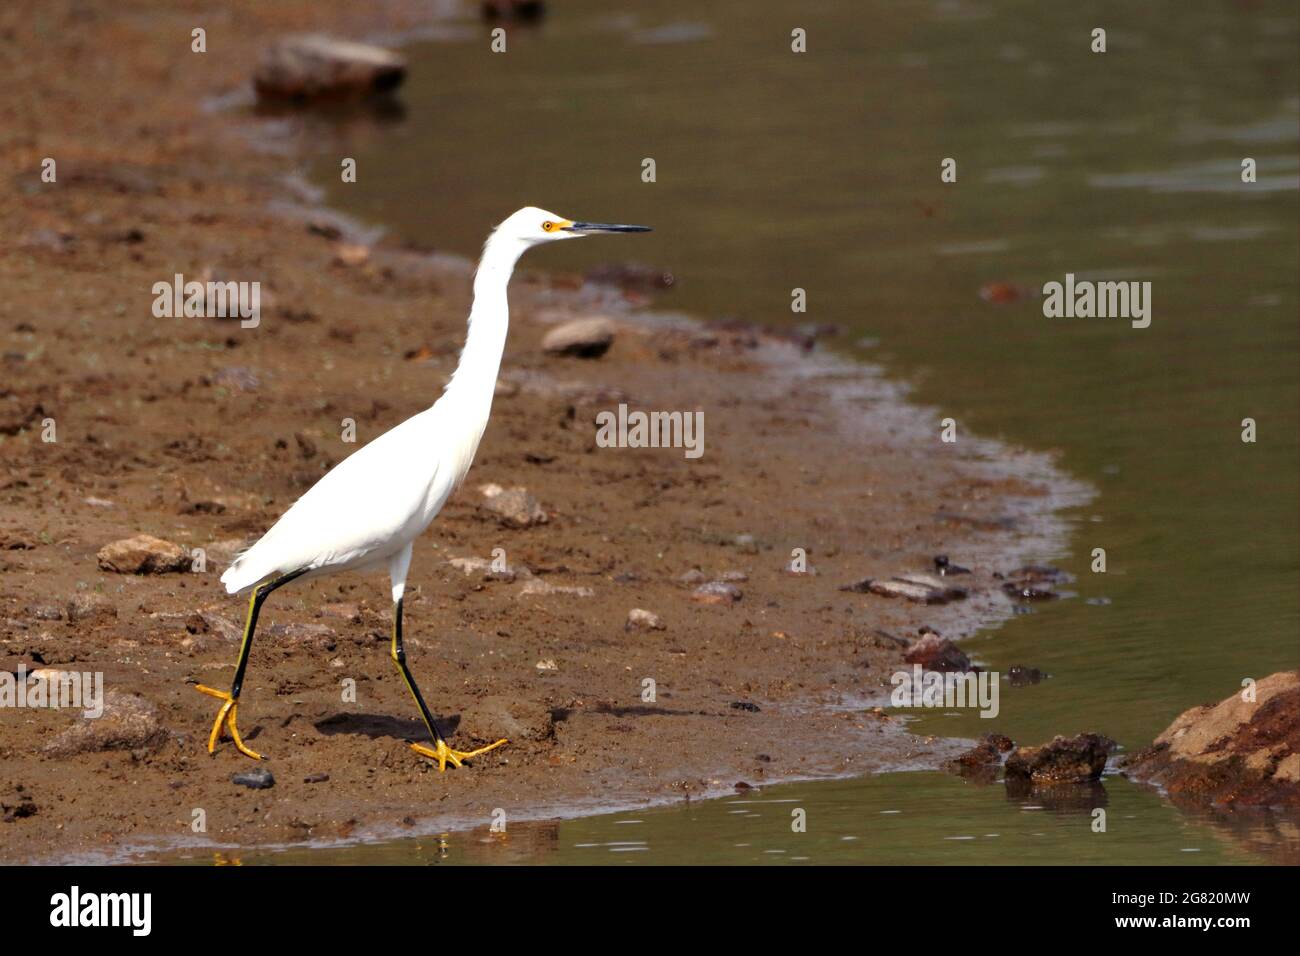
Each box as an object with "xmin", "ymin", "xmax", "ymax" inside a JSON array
[
  {"xmin": 903, "ymin": 634, "xmax": 972, "ymax": 672},
  {"xmin": 232, "ymin": 768, "xmax": 276, "ymax": 790},
  {"xmin": 947, "ymin": 733, "xmax": 1015, "ymax": 778},
  {"xmin": 933, "ymin": 554, "xmax": 971, "ymax": 575},
  {"xmin": 1004, "ymin": 733, "xmax": 1116, "ymax": 783},
  {"xmin": 1007, "ymin": 664, "xmax": 1047, "ymax": 686}
]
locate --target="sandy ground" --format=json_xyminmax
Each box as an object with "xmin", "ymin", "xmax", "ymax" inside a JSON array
[{"xmin": 0, "ymin": 1, "xmax": 1078, "ymax": 862}]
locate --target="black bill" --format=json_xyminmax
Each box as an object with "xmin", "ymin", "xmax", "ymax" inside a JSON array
[{"xmin": 564, "ymin": 221, "xmax": 652, "ymax": 233}]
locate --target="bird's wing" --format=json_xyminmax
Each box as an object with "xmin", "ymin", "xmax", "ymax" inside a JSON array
[{"xmin": 221, "ymin": 411, "xmax": 446, "ymax": 590}]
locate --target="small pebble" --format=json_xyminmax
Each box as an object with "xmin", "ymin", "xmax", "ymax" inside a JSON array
[
  {"xmin": 692, "ymin": 582, "xmax": 742, "ymax": 606},
  {"xmin": 232, "ymin": 768, "xmax": 275, "ymax": 790},
  {"xmin": 626, "ymin": 608, "xmax": 665, "ymax": 631}
]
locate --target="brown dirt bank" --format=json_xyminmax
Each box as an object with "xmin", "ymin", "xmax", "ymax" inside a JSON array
[{"xmin": 0, "ymin": 1, "xmax": 1082, "ymax": 863}]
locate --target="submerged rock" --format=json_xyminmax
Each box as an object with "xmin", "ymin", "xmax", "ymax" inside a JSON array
[
  {"xmin": 1007, "ymin": 664, "xmax": 1047, "ymax": 686},
  {"xmin": 947, "ymin": 733, "xmax": 1015, "ymax": 778},
  {"xmin": 254, "ymin": 35, "xmax": 406, "ymax": 102},
  {"xmin": 97, "ymin": 534, "xmax": 190, "ymax": 574},
  {"xmin": 1001, "ymin": 564, "xmax": 1069, "ymax": 601},
  {"xmin": 1123, "ymin": 671, "xmax": 1300, "ymax": 809},
  {"xmin": 1001, "ymin": 581, "xmax": 1059, "ymax": 601},
  {"xmin": 1004, "ymin": 733, "xmax": 1116, "ymax": 784}
]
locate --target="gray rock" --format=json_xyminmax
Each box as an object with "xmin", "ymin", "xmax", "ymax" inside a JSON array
[
  {"xmin": 542, "ymin": 317, "xmax": 616, "ymax": 358},
  {"xmin": 232, "ymin": 768, "xmax": 276, "ymax": 790}
]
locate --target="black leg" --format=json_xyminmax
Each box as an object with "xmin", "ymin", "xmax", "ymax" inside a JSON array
[
  {"xmin": 230, "ymin": 568, "xmax": 306, "ymax": 699},
  {"xmin": 390, "ymin": 596, "xmax": 449, "ymax": 747}
]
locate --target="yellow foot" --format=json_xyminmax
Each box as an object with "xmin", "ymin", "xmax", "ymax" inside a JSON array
[
  {"xmin": 411, "ymin": 736, "xmax": 508, "ymax": 772},
  {"xmin": 194, "ymin": 684, "xmax": 263, "ymax": 760}
]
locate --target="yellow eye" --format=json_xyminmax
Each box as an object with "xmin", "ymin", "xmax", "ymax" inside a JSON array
[{"xmin": 542, "ymin": 221, "xmax": 556, "ymax": 232}]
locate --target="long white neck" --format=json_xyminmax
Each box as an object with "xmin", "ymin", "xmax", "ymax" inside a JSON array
[
  {"xmin": 430, "ymin": 230, "xmax": 527, "ymax": 487},
  {"xmin": 441, "ymin": 231, "xmax": 526, "ymax": 409}
]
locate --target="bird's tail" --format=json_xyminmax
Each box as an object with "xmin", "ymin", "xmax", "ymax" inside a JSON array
[{"xmin": 220, "ymin": 549, "xmax": 268, "ymax": 595}]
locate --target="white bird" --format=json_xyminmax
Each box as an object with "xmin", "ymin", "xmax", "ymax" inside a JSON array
[{"xmin": 196, "ymin": 207, "xmax": 650, "ymax": 770}]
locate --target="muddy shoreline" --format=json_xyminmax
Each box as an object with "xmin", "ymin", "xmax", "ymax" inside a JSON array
[{"xmin": 0, "ymin": 1, "xmax": 1085, "ymax": 864}]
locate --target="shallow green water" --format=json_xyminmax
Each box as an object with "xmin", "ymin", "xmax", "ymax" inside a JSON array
[
  {"xmin": 167, "ymin": 771, "xmax": 1284, "ymax": 866},
  {"xmin": 287, "ymin": 0, "xmax": 1298, "ymax": 864}
]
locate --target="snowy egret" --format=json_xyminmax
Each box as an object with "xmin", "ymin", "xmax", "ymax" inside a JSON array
[{"xmin": 197, "ymin": 207, "xmax": 650, "ymax": 770}]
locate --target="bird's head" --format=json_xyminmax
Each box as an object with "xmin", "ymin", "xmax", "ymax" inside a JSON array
[{"xmin": 498, "ymin": 206, "xmax": 652, "ymax": 246}]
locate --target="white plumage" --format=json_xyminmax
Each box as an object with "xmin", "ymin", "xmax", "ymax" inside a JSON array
[
  {"xmin": 221, "ymin": 206, "xmax": 625, "ymax": 600},
  {"xmin": 197, "ymin": 207, "xmax": 649, "ymax": 770}
]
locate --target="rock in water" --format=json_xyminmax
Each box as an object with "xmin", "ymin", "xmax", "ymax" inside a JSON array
[
  {"xmin": 947, "ymin": 733, "xmax": 1015, "ymax": 777},
  {"xmin": 1123, "ymin": 671, "xmax": 1300, "ymax": 809},
  {"xmin": 254, "ymin": 35, "xmax": 406, "ymax": 102},
  {"xmin": 1004, "ymin": 733, "xmax": 1116, "ymax": 783},
  {"xmin": 903, "ymin": 633, "xmax": 971, "ymax": 672},
  {"xmin": 542, "ymin": 317, "xmax": 616, "ymax": 358},
  {"xmin": 97, "ymin": 534, "xmax": 190, "ymax": 574}
]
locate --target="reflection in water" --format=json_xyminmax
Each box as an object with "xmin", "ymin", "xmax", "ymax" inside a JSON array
[{"xmin": 257, "ymin": 0, "xmax": 1300, "ymax": 864}]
